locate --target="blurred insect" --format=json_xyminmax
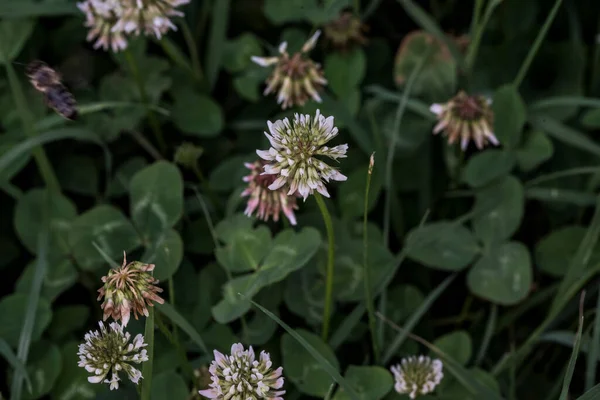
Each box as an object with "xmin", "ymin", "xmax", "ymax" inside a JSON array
[{"xmin": 25, "ymin": 60, "xmax": 78, "ymax": 120}]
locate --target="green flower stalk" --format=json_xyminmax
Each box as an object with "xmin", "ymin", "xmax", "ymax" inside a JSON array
[
  {"xmin": 77, "ymin": 321, "xmax": 149, "ymax": 390},
  {"xmin": 97, "ymin": 252, "xmax": 165, "ymax": 327},
  {"xmin": 256, "ymin": 109, "xmax": 348, "ymax": 201},
  {"xmin": 390, "ymin": 355, "xmax": 444, "ymax": 399}
]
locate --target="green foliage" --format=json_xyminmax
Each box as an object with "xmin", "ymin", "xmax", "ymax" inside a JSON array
[{"xmin": 1, "ymin": 1, "xmax": 599, "ymax": 399}]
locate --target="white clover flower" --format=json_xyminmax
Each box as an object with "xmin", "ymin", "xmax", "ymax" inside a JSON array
[
  {"xmin": 251, "ymin": 30, "xmax": 327, "ymax": 110},
  {"xmin": 77, "ymin": 0, "xmax": 128, "ymax": 52},
  {"xmin": 430, "ymin": 90, "xmax": 498, "ymax": 151},
  {"xmin": 113, "ymin": 0, "xmax": 191, "ymax": 40},
  {"xmin": 390, "ymin": 355, "xmax": 443, "ymax": 399},
  {"xmin": 199, "ymin": 343, "xmax": 285, "ymax": 400},
  {"xmin": 256, "ymin": 109, "xmax": 348, "ymax": 201},
  {"xmin": 77, "ymin": 321, "xmax": 149, "ymax": 390}
]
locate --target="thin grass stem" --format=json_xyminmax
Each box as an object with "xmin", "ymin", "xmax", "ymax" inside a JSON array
[
  {"xmin": 315, "ymin": 192, "xmax": 336, "ymax": 341},
  {"xmin": 124, "ymin": 48, "xmax": 167, "ymax": 154},
  {"xmin": 513, "ymin": 0, "xmax": 564, "ymax": 88}
]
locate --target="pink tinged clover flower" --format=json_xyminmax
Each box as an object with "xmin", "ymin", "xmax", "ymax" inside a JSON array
[
  {"xmin": 77, "ymin": 321, "xmax": 148, "ymax": 390},
  {"xmin": 241, "ymin": 160, "xmax": 300, "ymax": 225},
  {"xmin": 256, "ymin": 109, "xmax": 348, "ymax": 201},
  {"xmin": 430, "ymin": 90, "xmax": 498, "ymax": 151},
  {"xmin": 199, "ymin": 343, "xmax": 285, "ymax": 400},
  {"xmin": 390, "ymin": 355, "xmax": 443, "ymax": 399}
]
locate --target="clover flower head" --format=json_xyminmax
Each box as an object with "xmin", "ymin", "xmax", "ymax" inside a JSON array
[
  {"xmin": 77, "ymin": 321, "xmax": 149, "ymax": 390},
  {"xmin": 251, "ymin": 30, "xmax": 327, "ymax": 109},
  {"xmin": 77, "ymin": 0, "xmax": 128, "ymax": 52},
  {"xmin": 241, "ymin": 160, "xmax": 300, "ymax": 225},
  {"xmin": 97, "ymin": 252, "xmax": 165, "ymax": 327},
  {"xmin": 390, "ymin": 355, "xmax": 443, "ymax": 399},
  {"xmin": 323, "ymin": 11, "xmax": 368, "ymax": 51},
  {"xmin": 113, "ymin": 0, "xmax": 191, "ymax": 40},
  {"xmin": 256, "ymin": 109, "xmax": 348, "ymax": 201},
  {"xmin": 174, "ymin": 141, "xmax": 204, "ymax": 170},
  {"xmin": 430, "ymin": 90, "xmax": 498, "ymax": 150},
  {"xmin": 198, "ymin": 343, "xmax": 285, "ymax": 400}
]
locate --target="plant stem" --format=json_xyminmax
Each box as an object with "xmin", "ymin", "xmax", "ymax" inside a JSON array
[
  {"xmin": 124, "ymin": 48, "xmax": 167, "ymax": 154},
  {"xmin": 315, "ymin": 192, "xmax": 336, "ymax": 341},
  {"xmin": 5, "ymin": 63, "xmax": 60, "ymax": 193},
  {"xmin": 465, "ymin": 0, "xmax": 502, "ymax": 73},
  {"xmin": 140, "ymin": 307, "xmax": 154, "ymax": 400},
  {"xmin": 513, "ymin": 0, "xmax": 563, "ymax": 88},
  {"xmin": 180, "ymin": 19, "xmax": 204, "ymax": 83},
  {"xmin": 363, "ymin": 154, "xmax": 380, "ymax": 363}
]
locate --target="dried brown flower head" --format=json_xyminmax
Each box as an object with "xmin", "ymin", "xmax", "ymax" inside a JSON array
[
  {"xmin": 430, "ymin": 90, "xmax": 498, "ymax": 150},
  {"xmin": 97, "ymin": 252, "xmax": 165, "ymax": 326},
  {"xmin": 323, "ymin": 11, "xmax": 368, "ymax": 51},
  {"xmin": 251, "ymin": 30, "xmax": 327, "ymax": 109}
]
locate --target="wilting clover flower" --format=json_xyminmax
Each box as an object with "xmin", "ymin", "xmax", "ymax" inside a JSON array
[
  {"xmin": 199, "ymin": 343, "xmax": 285, "ymax": 400},
  {"xmin": 323, "ymin": 11, "xmax": 368, "ymax": 51},
  {"xmin": 256, "ymin": 109, "xmax": 348, "ymax": 201},
  {"xmin": 430, "ymin": 90, "xmax": 498, "ymax": 150},
  {"xmin": 241, "ymin": 160, "xmax": 300, "ymax": 225},
  {"xmin": 97, "ymin": 252, "xmax": 164, "ymax": 327},
  {"xmin": 390, "ymin": 355, "xmax": 443, "ymax": 399},
  {"xmin": 112, "ymin": 0, "xmax": 191, "ymax": 40},
  {"xmin": 77, "ymin": 321, "xmax": 148, "ymax": 390},
  {"xmin": 77, "ymin": 0, "xmax": 127, "ymax": 52},
  {"xmin": 251, "ymin": 30, "xmax": 327, "ymax": 109}
]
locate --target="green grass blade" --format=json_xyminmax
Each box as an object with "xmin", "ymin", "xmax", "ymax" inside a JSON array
[
  {"xmin": 382, "ymin": 273, "xmax": 457, "ymax": 364},
  {"xmin": 322, "ymin": 91, "xmax": 373, "ymax": 155},
  {"xmin": 155, "ymin": 302, "xmax": 208, "ymax": 354},
  {"xmin": 529, "ymin": 115, "xmax": 600, "ymax": 159},
  {"xmin": 526, "ymin": 188, "xmax": 597, "ymax": 207},
  {"xmin": 0, "ymin": 2, "xmax": 78, "ymax": 17},
  {"xmin": 530, "ymin": 96, "xmax": 600, "ymax": 111},
  {"xmin": 475, "ymin": 304, "xmax": 497, "ymax": 366},
  {"xmin": 35, "ymin": 101, "xmax": 170, "ymax": 131},
  {"xmin": 0, "ymin": 128, "xmax": 100, "ymax": 176},
  {"xmin": 577, "ymin": 382, "xmax": 600, "ymax": 400},
  {"xmin": 559, "ymin": 293, "xmax": 586, "ymax": 400},
  {"xmin": 552, "ymin": 196, "xmax": 600, "ymax": 313},
  {"xmin": 525, "ymin": 167, "xmax": 600, "ymax": 187},
  {"xmin": 586, "ymin": 289, "xmax": 600, "ymax": 390},
  {"xmin": 140, "ymin": 307, "xmax": 154, "ymax": 400},
  {"xmin": 246, "ymin": 297, "xmax": 361, "ymax": 400},
  {"xmin": 513, "ymin": 0, "xmax": 563, "ymax": 88},
  {"xmin": 377, "ymin": 312, "xmax": 505, "ymax": 400},
  {"xmin": 364, "ymin": 85, "xmax": 436, "ymax": 121},
  {"xmin": 205, "ymin": 0, "xmax": 230, "ymax": 91},
  {"xmin": 9, "ymin": 191, "xmax": 50, "ymax": 400},
  {"xmin": 329, "ymin": 304, "xmax": 366, "ymax": 350},
  {"xmin": 91, "ymin": 242, "xmax": 122, "ymax": 269},
  {"xmin": 394, "ymin": 0, "xmax": 463, "ymax": 67},
  {"xmin": 363, "ymin": 153, "xmax": 379, "ymax": 362},
  {"xmin": 464, "ymin": 0, "xmax": 502, "ymax": 71},
  {"xmin": 0, "ymin": 338, "xmax": 31, "ymax": 393}
]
